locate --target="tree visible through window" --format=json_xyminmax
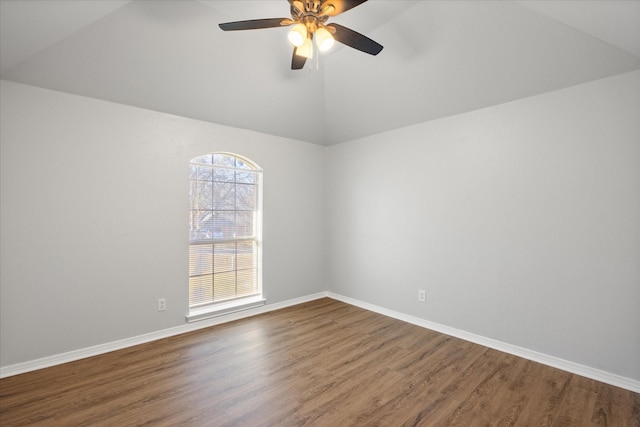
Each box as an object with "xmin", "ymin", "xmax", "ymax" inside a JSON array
[{"xmin": 189, "ymin": 153, "xmax": 262, "ymax": 309}]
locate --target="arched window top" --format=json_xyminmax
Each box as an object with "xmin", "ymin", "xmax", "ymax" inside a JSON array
[{"xmin": 190, "ymin": 152, "xmax": 261, "ymax": 172}]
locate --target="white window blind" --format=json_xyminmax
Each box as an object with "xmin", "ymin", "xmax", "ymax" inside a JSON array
[{"xmin": 189, "ymin": 153, "xmax": 262, "ymax": 309}]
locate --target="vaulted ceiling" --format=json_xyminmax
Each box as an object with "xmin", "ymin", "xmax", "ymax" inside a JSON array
[{"xmin": 1, "ymin": 0, "xmax": 638, "ymax": 145}]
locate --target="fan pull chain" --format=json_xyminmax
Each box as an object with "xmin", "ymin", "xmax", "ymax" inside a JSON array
[{"xmin": 307, "ymin": 37, "xmax": 319, "ymax": 72}]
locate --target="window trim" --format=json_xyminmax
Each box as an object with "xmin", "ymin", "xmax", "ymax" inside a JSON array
[
  {"xmin": 187, "ymin": 152, "xmax": 263, "ymax": 321},
  {"xmin": 186, "ymin": 295, "xmax": 266, "ymax": 323}
]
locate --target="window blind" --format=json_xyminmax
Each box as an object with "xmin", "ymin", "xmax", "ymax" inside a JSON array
[{"xmin": 188, "ymin": 153, "xmax": 261, "ymax": 309}]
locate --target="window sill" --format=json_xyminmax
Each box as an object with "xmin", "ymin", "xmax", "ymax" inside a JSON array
[{"xmin": 186, "ymin": 296, "xmax": 266, "ymax": 323}]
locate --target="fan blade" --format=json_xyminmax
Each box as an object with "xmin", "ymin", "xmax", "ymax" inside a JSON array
[
  {"xmin": 327, "ymin": 23, "xmax": 383, "ymax": 55},
  {"xmin": 291, "ymin": 48, "xmax": 307, "ymax": 70},
  {"xmin": 219, "ymin": 18, "xmax": 291, "ymax": 31},
  {"xmin": 321, "ymin": 0, "xmax": 368, "ymax": 17}
]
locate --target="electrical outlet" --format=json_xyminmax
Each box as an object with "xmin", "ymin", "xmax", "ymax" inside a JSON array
[
  {"xmin": 418, "ymin": 290, "xmax": 426, "ymax": 302},
  {"xmin": 157, "ymin": 298, "xmax": 166, "ymax": 311}
]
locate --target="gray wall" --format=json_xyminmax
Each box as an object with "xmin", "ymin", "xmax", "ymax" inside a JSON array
[
  {"xmin": 326, "ymin": 70, "xmax": 640, "ymax": 381},
  {"xmin": 2, "ymin": 71, "xmax": 639, "ymax": 383},
  {"xmin": 0, "ymin": 80, "xmax": 326, "ymax": 366}
]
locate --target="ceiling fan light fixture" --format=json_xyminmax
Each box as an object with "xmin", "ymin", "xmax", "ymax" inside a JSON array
[
  {"xmin": 297, "ymin": 36, "xmax": 313, "ymax": 59},
  {"xmin": 315, "ymin": 27, "xmax": 334, "ymax": 52},
  {"xmin": 218, "ymin": 0, "xmax": 383, "ymax": 70},
  {"xmin": 287, "ymin": 23, "xmax": 307, "ymax": 47}
]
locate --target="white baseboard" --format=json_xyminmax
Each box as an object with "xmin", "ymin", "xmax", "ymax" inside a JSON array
[
  {"xmin": 0, "ymin": 292, "xmax": 328, "ymax": 379},
  {"xmin": 326, "ymin": 292, "xmax": 640, "ymax": 393},
  {"xmin": 2, "ymin": 290, "xmax": 638, "ymax": 393}
]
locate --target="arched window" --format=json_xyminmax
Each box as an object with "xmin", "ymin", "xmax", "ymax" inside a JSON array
[{"xmin": 188, "ymin": 153, "xmax": 262, "ymax": 318}]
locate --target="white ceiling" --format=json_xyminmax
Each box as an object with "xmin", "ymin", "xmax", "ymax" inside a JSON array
[{"xmin": 1, "ymin": 0, "xmax": 638, "ymax": 146}]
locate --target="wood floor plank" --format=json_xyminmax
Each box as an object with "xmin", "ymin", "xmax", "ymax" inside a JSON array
[{"xmin": 1, "ymin": 298, "xmax": 638, "ymax": 426}]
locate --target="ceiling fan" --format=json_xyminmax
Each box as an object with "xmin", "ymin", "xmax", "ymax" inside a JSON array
[{"xmin": 219, "ymin": 0, "xmax": 383, "ymax": 70}]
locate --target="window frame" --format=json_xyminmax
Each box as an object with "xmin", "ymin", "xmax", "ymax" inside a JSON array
[{"xmin": 186, "ymin": 152, "xmax": 264, "ymax": 322}]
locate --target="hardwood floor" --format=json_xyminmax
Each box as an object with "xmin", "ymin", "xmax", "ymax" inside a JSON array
[{"xmin": 1, "ymin": 298, "xmax": 638, "ymax": 426}]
